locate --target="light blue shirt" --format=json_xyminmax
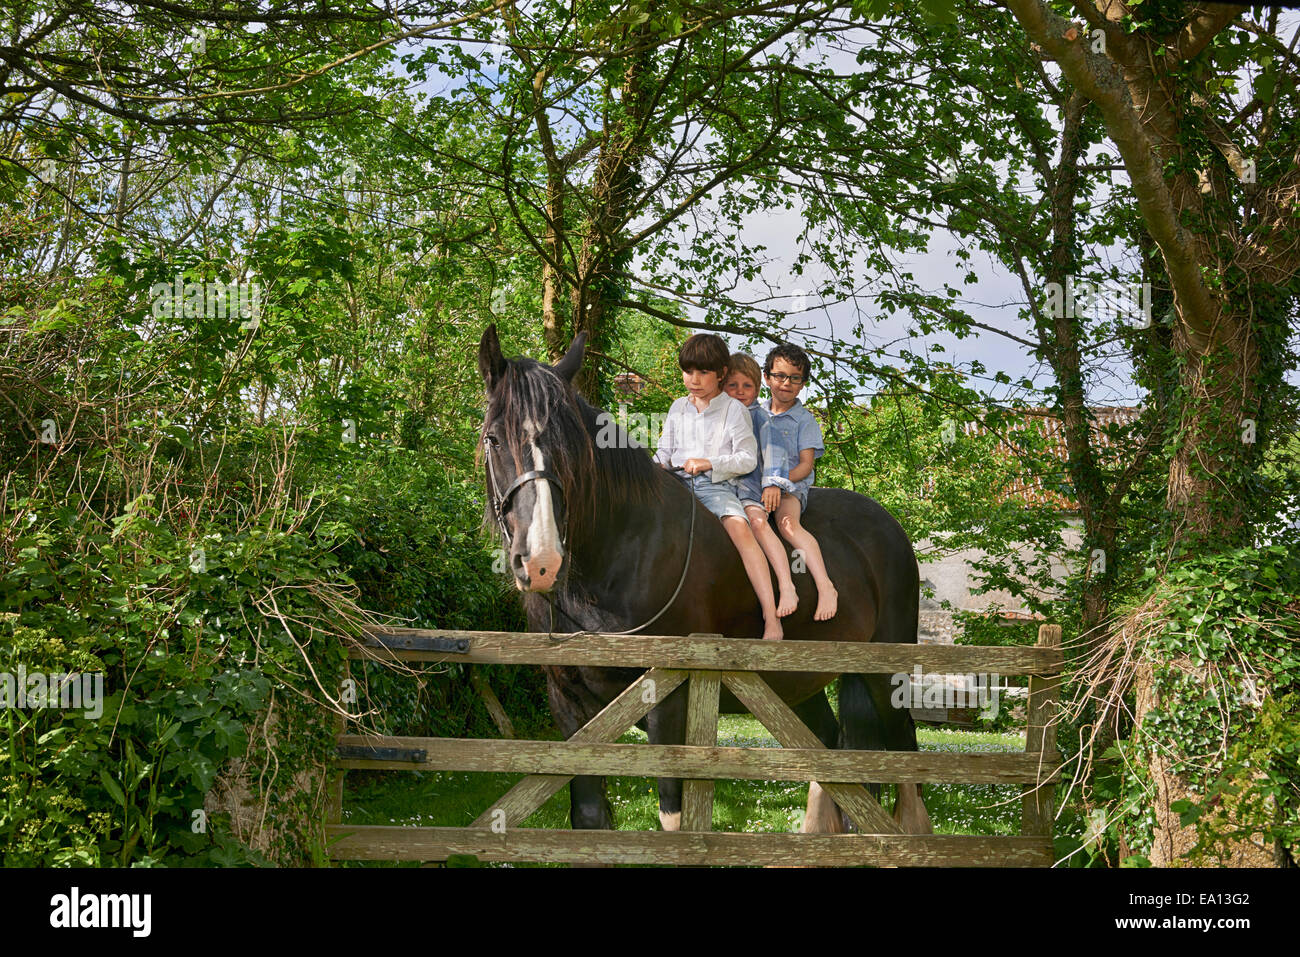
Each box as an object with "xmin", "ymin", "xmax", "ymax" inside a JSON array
[
  {"xmin": 760, "ymin": 398, "xmax": 824, "ymax": 494},
  {"xmin": 734, "ymin": 402, "xmax": 769, "ymax": 503}
]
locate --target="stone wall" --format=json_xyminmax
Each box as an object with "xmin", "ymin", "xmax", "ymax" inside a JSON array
[{"xmin": 918, "ymin": 610, "xmax": 960, "ymax": 645}]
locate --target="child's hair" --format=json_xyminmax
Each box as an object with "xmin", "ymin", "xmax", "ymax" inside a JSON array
[
  {"xmin": 764, "ymin": 342, "xmax": 812, "ymax": 381},
  {"xmin": 727, "ymin": 353, "xmax": 762, "ymax": 388},
  {"xmin": 678, "ymin": 333, "xmax": 730, "ymax": 378}
]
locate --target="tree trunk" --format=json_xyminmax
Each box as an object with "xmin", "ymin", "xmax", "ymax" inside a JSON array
[
  {"xmin": 1133, "ymin": 658, "xmax": 1276, "ymax": 867},
  {"xmin": 1165, "ymin": 321, "xmax": 1260, "ymax": 546},
  {"xmin": 567, "ymin": 45, "xmax": 654, "ymax": 402},
  {"xmin": 1036, "ymin": 90, "xmax": 1126, "ymax": 754},
  {"xmin": 541, "ymin": 174, "xmax": 567, "ymax": 361}
]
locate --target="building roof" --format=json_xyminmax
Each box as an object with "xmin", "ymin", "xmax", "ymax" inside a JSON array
[
  {"xmin": 944, "ymin": 405, "xmax": 1144, "ymax": 511},
  {"xmin": 613, "ymin": 372, "xmax": 647, "ymax": 396}
]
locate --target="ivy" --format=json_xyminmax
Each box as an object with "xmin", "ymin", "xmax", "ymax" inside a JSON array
[{"xmin": 1127, "ymin": 545, "xmax": 1300, "ymax": 862}]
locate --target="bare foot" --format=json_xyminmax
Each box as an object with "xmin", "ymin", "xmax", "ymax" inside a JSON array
[
  {"xmin": 814, "ymin": 585, "xmax": 838, "ymax": 621},
  {"xmin": 776, "ymin": 586, "xmax": 798, "ymax": 617},
  {"xmin": 762, "ymin": 618, "xmax": 784, "ymax": 640}
]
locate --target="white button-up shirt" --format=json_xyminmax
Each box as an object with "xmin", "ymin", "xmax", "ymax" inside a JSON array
[{"xmin": 653, "ymin": 392, "xmax": 757, "ymax": 483}]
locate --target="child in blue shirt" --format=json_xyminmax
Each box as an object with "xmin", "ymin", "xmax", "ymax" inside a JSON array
[
  {"xmin": 761, "ymin": 343, "xmax": 837, "ymax": 620},
  {"xmin": 723, "ymin": 353, "xmax": 799, "ymax": 619}
]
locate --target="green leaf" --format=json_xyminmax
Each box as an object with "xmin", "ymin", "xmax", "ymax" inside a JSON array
[
  {"xmin": 1170, "ymin": 798, "xmax": 1203, "ymax": 826},
  {"xmin": 99, "ymin": 770, "xmax": 127, "ymax": 807}
]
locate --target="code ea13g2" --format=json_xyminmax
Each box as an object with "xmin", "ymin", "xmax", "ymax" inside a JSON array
[{"xmin": 1197, "ymin": 894, "xmax": 1249, "ymax": 905}]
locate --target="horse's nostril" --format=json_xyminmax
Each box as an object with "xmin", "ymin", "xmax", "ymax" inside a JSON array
[{"xmin": 540, "ymin": 567, "xmax": 547, "ymax": 576}]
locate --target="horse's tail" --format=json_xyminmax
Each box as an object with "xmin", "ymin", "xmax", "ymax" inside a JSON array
[
  {"xmin": 837, "ymin": 537, "xmax": 922, "ymax": 807},
  {"xmin": 837, "ymin": 672, "xmax": 920, "ymax": 759}
]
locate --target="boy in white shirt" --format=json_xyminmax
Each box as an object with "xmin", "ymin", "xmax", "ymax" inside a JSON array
[{"xmin": 654, "ymin": 333, "xmax": 785, "ymax": 640}]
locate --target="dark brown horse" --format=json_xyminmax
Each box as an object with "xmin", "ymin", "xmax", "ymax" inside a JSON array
[{"xmin": 478, "ymin": 325, "xmax": 931, "ymax": 836}]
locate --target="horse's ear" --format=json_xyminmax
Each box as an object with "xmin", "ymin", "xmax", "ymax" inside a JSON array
[
  {"xmin": 478, "ymin": 325, "xmax": 507, "ymax": 390},
  {"xmin": 552, "ymin": 331, "xmax": 587, "ymax": 383}
]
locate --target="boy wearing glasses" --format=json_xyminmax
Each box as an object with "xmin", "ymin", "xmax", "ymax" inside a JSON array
[{"xmin": 761, "ymin": 344, "xmax": 837, "ymax": 620}]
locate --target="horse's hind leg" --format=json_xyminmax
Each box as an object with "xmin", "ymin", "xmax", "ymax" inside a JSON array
[
  {"xmin": 894, "ymin": 782, "xmax": 933, "ymax": 834},
  {"xmin": 794, "ymin": 691, "xmax": 844, "ymax": 835},
  {"xmin": 643, "ymin": 682, "xmax": 688, "ymax": 831},
  {"xmin": 839, "ymin": 673, "xmax": 932, "ymax": 835}
]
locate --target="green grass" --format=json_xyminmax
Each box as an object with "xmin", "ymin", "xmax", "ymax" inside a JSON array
[
  {"xmin": 915, "ymin": 726, "xmax": 1027, "ymax": 837},
  {"xmin": 336, "ymin": 717, "xmax": 1029, "ymax": 866}
]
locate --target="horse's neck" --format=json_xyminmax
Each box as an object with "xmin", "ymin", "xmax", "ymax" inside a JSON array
[{"xmin": 566, "ymin": 464, "xmax": 690, "ymax": 597}]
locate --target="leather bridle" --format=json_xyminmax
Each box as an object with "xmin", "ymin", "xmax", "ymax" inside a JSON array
[
  {"xmin": 483, "ymin": 433, "xmax": 566, "ymax": 550},
  {"xmin": 481, "ymin": 428, "xmax": 697, "ymax": 638}
]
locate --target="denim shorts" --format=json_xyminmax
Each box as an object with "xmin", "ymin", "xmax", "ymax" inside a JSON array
[
  {"xmin": 679, "ymin": 473, "xmax": 747, "ymax": 521},
  {"xmin": 745, "ymin": 476, "xmax": 811, "ymax": 512},
  {"xmin": 785, "ymin": 477, "xmax": 811, "ymax": 512},
  {"xmin": 735, "ymin": 467, "xmax": 762, "ymax": 507}
]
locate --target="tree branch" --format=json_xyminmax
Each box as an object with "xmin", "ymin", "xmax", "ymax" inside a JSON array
[
  {"xmin": 1002, "ymin": 0, "xmax": 1223, "ymax": 349},
  {"xmin": 1171, "ymin": 3, "xmax": 1243, "ymax": 61}
]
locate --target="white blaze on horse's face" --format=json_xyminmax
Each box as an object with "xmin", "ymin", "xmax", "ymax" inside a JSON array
[{"xmin": 516, "ymin": 419, "xmax": 563, "ymax": 592}]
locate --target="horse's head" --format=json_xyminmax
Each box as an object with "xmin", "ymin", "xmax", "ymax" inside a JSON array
[{"xmin": 478, "ymin": 324, "xmax": 592, "ymax": 593}]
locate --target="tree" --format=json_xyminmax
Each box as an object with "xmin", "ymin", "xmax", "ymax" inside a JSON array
[{"xmin": 998, "ymin": 0, "xmax": 1298, "ymax": 865}]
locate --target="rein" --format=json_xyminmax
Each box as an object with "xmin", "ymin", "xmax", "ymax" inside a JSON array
[
  {"xmin": 484, "ymin": 433, "xmax": 697, "ymax": 639},
  {"xmin": 544, "ymin": 493, "xmax": 696, "ymax": 640}
]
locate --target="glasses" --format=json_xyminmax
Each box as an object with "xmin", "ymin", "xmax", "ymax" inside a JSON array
[{"xmin": 767, "ymin": 372, "xmax": 805, "ymax": 385}]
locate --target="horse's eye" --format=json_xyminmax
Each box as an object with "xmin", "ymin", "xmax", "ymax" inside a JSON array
[{"xmin": 486, "ymin": 433, "xmax": 500, "ymax": 447}]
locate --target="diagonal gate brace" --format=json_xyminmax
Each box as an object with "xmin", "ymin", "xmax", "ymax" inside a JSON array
[
  {"xmin": 472, "ymin": 668, "xmax": 688, "ymax": 828},
  {"xmin": 720, "ymin": 671, "xmax": 902, "ymax": 835}
]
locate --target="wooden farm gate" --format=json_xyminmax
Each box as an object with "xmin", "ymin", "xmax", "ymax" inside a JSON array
[{"xmin": 326, "ymin": 625, "xmax": 1063, "ymax": 866}]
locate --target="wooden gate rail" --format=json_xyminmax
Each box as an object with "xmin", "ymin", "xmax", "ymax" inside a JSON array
[
  {"xmin": 326, "ymin": 624, "xmax": 1063, "ymax": 867},
  {"xmin": 344, "ymin": 628, "xmax": 1062, "ymax": 673},
  {"xmin": 328, "ymin": 829, "xmax": 1054, "ymax": 867},
  {"xmin": 335, "ymin": 735, "xmax": 1056, "ymax": 782}
]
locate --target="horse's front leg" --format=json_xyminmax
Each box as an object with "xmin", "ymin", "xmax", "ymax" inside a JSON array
[
  {"xmin": 643, "ymin": 681, "xmax": 689, "ymax": 831},
  {"xmin": 542, "ymin": 668, "xmax": 616, "ymax": 835}
]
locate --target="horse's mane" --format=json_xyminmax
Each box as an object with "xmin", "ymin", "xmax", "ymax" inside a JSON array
[{"xmin": 484, "ymin": 356, "xmax": 664, "ymax": 552}]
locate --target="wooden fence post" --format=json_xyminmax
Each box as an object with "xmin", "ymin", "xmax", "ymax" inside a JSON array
[
  {"xmin": 329, "ymin": 660, "xmax": 351, "ymax": 821},
  {"xmin": 681, "ymin": 671, "xmax": 721, "ymax": 831},
  {"xmin": 324, "ymin": 658, "xmax": 349, "ymax": 867},
  {"xmin": 1021, "ymin": 624, "xmax": 1061, "ymax": 844}
]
